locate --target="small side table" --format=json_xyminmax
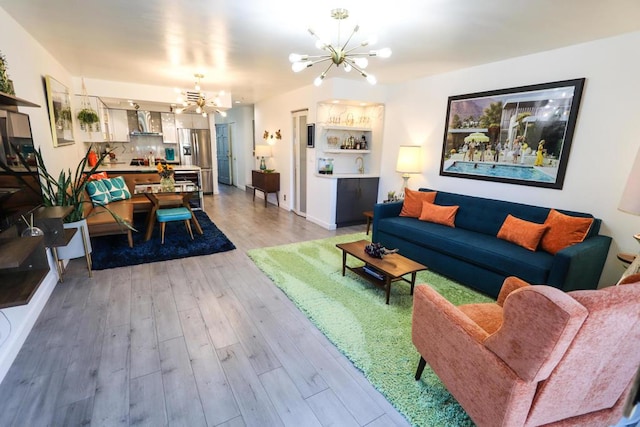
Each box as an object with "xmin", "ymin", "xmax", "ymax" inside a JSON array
[
  {"xmin": 363, "ymin": 211, "xmax": 374, "ymax": 235},
  {"xmin": 618, "ymin": 252, "xmax": 637, "ymax": 267},
  {"xmin": 252, "ymin": 170, "xmax": 280, "ymax": 207}
]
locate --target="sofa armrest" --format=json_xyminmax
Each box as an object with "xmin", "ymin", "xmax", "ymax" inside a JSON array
[
  {"xmin": 547, "ymin": 235, "xmax": 612, "ymax": 291},
  {"xmin": 372, "ymin": 201, "xmax": 402, "ymax": 241},
  {"xmin": 412, "ymin": 285, "xmax": 489, "ymax": 347}
]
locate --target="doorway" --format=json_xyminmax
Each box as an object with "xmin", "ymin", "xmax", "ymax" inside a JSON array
[
  {"xmin": 292, "ymin": 110, "xmax": 308, "ymax": 216},
  {"xmin": 216, "ymin": 123, "xmax": 232, "ymax": 185}
]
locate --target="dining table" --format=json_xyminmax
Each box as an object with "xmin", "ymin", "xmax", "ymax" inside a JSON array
[{"xmin": 134, "ymin": 181, "xmax": 203, "ymax": 241}]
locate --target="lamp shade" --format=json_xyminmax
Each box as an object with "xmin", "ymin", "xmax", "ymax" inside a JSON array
[
  {"xmin": 619, "ymin": 147, "xmax": 640, "ymax": 216},
  {"xmin": 255, "ymin": 145, "xmax": 272, "ymax": 158},
  {"xmin": 396, "ymin": 145, "xmax": 422, "ymax": 173}
]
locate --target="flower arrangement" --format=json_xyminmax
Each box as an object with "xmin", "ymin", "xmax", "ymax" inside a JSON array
[{"xmin": 156, "ymin": 162, "xmax": 174, "ymax": 179}]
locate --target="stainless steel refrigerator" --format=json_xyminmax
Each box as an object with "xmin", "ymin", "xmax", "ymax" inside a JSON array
[{"xmin": 178, "ymin": 128, "xmax": 213, "ymax": 194}]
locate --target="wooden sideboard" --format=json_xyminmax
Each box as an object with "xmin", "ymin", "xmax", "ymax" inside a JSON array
[{"xmin": 252, "ymin": 170, "xmax": 280, "ymax": 207}]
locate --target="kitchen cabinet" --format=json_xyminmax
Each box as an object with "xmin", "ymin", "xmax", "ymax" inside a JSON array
[
  {"xmin": 336, "ymin": 177, "xmax": 379, "ymax": 227},
  {"xmin": 109, "ymin": 109, "xmax": 130, "ymax": 142},
  {"xmin": 161, "ymin": 113, "xmax": 177, "ymax": 143},
  {"xmin": 175, "ymin": 113, "xmax": 209, "ymax": 129}
]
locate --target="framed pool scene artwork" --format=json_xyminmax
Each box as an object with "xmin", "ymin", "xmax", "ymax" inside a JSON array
[{"xmin": 439, "ymin": 78, "xmax": 585, "ymax": 189}]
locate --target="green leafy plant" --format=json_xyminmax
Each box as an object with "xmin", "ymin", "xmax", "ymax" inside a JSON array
[
  {"xmin": 76, "ymin": 108, "xmax": 99, "ymax": 125},
  {"xmin": 0, "ymin": 51, "xmax": 14, "ymax": 95},
  {"xmin": 33, "ymin": 145, "xmax": 133, "ymax": 231}
]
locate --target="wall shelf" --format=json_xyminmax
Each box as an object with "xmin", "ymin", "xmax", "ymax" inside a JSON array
[
  {"xmin": 0, "ymin": 91, "xmax": 40, "ymax": 108},
  {"xmin": 325, "ymin": 149, "xmax": 371, "ymax": 154}
]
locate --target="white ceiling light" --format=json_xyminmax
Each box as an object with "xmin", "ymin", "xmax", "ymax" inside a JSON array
[
  {"xmin": 289, "ymin": 8, "xmax": 392, "ymax": 87},
  {"xmin": 175, "ymin": 74, "xmax": 228, "ymax": 117}
]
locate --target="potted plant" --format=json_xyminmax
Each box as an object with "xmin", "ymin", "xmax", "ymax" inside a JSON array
[
  {"xmin": 76, "ymin": 107, "xmax": 100, "ymax": 132},
  {"xmin": 33, "ymin": 145, "xmax": 131, "ymax": 259}
]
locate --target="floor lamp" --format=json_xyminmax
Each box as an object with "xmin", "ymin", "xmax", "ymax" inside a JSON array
[{"xmin": 396, "ymin": 145, "xmax": 422, "ymax": 191}]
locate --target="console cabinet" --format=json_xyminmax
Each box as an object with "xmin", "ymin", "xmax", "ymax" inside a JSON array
[
  {"xmin": 336, "ymin": 177, "xmax": 379, "ymax": 227},
  {"xmin": 252, "ymin": 170, "xmax": 280, "ymax": 207}
]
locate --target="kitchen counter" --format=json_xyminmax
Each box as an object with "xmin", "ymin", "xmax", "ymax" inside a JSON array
[
  {"xmin": 96, "ymin": 164, "xmax": 200, "ymax": 172},
  {"xmin": 314, "ymin": 173, "xmax": 379, "ymax": 179}
]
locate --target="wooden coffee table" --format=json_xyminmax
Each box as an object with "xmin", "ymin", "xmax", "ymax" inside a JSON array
[{"xmin": 336, "ymin": 240, "xmax": 427, "ymax": 304}]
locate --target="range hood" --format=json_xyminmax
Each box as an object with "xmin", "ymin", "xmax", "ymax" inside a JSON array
[{"xmin": 130, "ymin": 110, "xmax": 162, "ymax": 136}]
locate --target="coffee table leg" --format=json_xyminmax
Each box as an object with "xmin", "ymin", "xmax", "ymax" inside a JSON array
[
  {"xmin": 341, "ymin": 250, "xmax": 346, "ymax": 276},
  {"xmin": 410, "ymin": 272, "xmax": 417, "ymax": 295},
  {"xmin": 385, "ymin": 277, "xmax": 391, "ymax": 304}
]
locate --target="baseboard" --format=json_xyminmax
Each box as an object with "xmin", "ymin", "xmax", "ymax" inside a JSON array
[{"xmin": 0, "ymin": 254, "xmax": 59, "ymax": 383}]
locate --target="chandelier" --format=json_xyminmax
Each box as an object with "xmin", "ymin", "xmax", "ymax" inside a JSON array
[
  {"xmin": 175, "ymin": 74, "xmax": 227, "ymax": 117},
  {"xmin": 289, "ymin": 8, "xmax": 391, "ymax": 86}
]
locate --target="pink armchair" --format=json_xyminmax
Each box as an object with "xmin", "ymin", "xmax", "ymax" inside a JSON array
[{"xmin": 412, "ymin": 276, "xmax": 640, "ymax": 427}]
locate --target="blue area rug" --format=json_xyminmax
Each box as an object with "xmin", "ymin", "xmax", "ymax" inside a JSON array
[{"xmin": 90, "ymin": 210, "xmax": 235, "ymax": 270}]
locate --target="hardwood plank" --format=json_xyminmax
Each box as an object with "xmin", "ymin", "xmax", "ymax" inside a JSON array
[
  {"xmin": 335, "ymin": 355, "xmax": 412, "ymax": 427},
  {"xmin": 152, "ymin": 288, "xmax": 183, "ymax": 343},
  {"xmin": 58, "ymin": 306, "xmax": 106, "ymax": 406},
  {"xmin": 35, "ymin": 310, "xmax": 80, "ymax": 376},
  {"xmin": 129, "ymin": 371, "xmax": 167, "ymax": 427},
  {"xmin": 283, "ymin": 323, "xmax": 385, "ymax": 425},
  {"xmin": 165, "ymin": 258, "xmax": 198, "ymax": 312},
  {"xmin": 216, "ymin": 416, "xmax": 247, "ymax": 427},
  {"xmin": 51, "ymin": 396, "xmax": 94, "ymax": 427},
  {"xmin": 179, "ymin": 308, "xmax": 240, "ymax": 425},
  {"xmin": 159, "ymin": 336, "xmax": 207, "ymax": 426},
  {"xmin": 217, "ymin": 343, "xmax": 283, "ymax": 427},
  {"xmin": 217, "ymin": 289, "xmax": 281, "ymax": 375},
  {"xmin": 106, "ymin": 267, "xmax": 132, "ymax": 328},
  {"xmin": 305, "ymin": 389, "xmax": 360, "ymax": 427},
  {"xmin": 91, "ymin": 324, "xmax": 130, "ymax": 426},
  {"xmin": 188, "ymin": 273, "xmax": 238, "ymax": 349},
  {"xmin": 85, "ymin": 268, "xmax": 113, "ymax": 309},
  {"xmin": 130, "ymin": 294, "xmax": 161, "ymax": 379},
  {"xmin": 13, "ymin": 369, "xmax": 66, "ymax": 427},
  {"xmin": 247, "ymin": 300, "xmax": 328, "ymax": 399},
  {"xmin": 259, "ymin": 367, "xmax": 322, "ymax": 427}
]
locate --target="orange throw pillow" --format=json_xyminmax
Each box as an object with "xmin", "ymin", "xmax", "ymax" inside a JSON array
[
  {"xmin": 497, "ymin": 214, "xmax": 547, "ymax": 251},
  {"xmin": 418, "ymin": 202, "xmax": 458, "ymax": 227},
  {"xmin": 400, "ymin": 189, "xmax": 436, "ymax": 218},
  {"xmin": 88, "ymin": 171, "xmax": 108, "ymax": 181},
  {"xmin": 540, "ymin": 209, "xmax": 594, "ymax": 254}
]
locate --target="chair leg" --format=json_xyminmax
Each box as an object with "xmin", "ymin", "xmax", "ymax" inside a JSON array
[
  {"xmin": 415, "ymin": 356, "xmax": 426, "ymax": 380},
  {"xmin": 185, "ymin": 220, "xmax": 194, "ymax": 240},
  {"xmin": 127, "ymin": 230, "xmax": 133, "ymax": 248},
  {"xmin": 161, "ymin": 222, "xmax": 166, "ymax": 244}
]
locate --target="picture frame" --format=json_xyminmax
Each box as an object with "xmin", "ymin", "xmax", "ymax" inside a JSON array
[
  {"xmin": 44, "ymin": 75, "xmax": 75, "ymax": 147},
  {"xmin": 307, "ymin": 123, "xmax": 315, "ymax": 148},
  {"xmin": 439, "ymin": 78, "xmax": 585, "ymax": 189}
]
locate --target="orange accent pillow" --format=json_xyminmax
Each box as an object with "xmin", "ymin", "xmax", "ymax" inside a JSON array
[
  {"xmin": 418, "ymin": 202, "xmax": 458, "ymax": 227},
  {"xmin": 89, "ymin": 171, "xmax": 108, "ymax": 181},
  {"xmin": 540, "ymin": 209, "xmax": 594, "ymax": 254},
  {"xmin": 400, "ymin": 189, "xmax": 437, "ymax": 218},
  {"xmin": 497, "ymin": 214, "xmax": 548, "ymax": 251}
]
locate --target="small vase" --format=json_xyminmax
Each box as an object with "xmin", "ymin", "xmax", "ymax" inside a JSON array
[{"xmin": 160, "ymin": 176, "xmax": 175, "ymax": 192}]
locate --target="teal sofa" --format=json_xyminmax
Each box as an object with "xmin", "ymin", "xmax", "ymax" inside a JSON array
[{"xmin": 372, "ymin": 189, "xmax": 612, "ymax": 298}]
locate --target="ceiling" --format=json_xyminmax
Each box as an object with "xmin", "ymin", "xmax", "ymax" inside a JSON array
[{"xmin": 1, "ymin": 0, "xmax": 639, "ymax": 107}]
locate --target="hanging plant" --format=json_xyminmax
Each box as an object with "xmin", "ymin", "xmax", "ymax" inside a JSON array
[
  {"xmin": 77, "ymin": 108, "xmax": 99, "ymax": 125},
  {"xmin": 0, "ymin": 50, "xmax": 15, "ymax": 95},
  {"xmin": 76, "ymin": 77, "xmax": 100, "ymax": 133}
]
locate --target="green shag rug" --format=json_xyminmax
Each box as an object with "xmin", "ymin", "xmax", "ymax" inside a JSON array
[{"xmin": 247, "ymin": 233, "xmax": 493, "ymax": 427}]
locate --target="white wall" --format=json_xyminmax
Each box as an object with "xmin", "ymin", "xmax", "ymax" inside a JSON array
[
  {"xmin": 0, "ymin": 7, "xmax": 77, "ymax": 382},
  {"xmin": 256, "ymin": 31, "xmax": 640, "ymax": 287},
  {"xmin": 380, "ymin": 31, "xmax": 640, "ymax": 286}
]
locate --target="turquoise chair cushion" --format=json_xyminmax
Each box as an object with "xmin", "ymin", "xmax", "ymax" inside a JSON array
[{"xmin": 156, "ymin": 207, "xmax": 192, "ymax": 222}]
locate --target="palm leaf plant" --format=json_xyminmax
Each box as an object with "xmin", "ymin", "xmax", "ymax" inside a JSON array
[{"xmin": 33, "ymin": 145, "xmax": 133, "ymax": 229}]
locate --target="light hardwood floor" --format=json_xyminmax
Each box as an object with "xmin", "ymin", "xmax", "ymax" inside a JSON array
[{"xmin": 0, "ymin": 185, "xmax": 412, "ymax": 427}]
